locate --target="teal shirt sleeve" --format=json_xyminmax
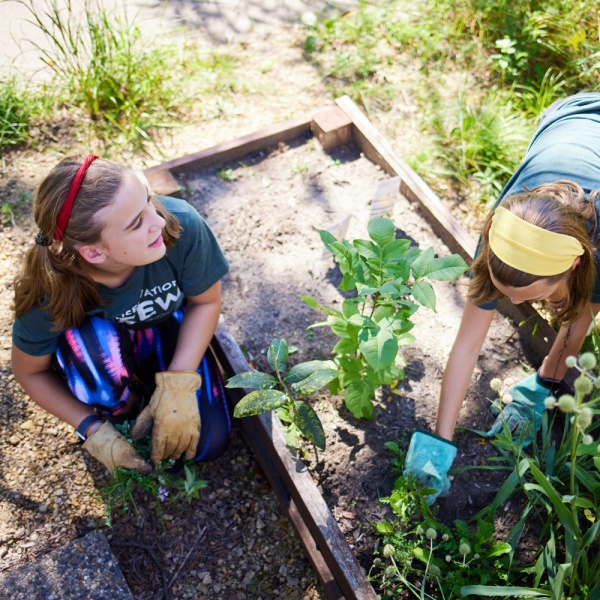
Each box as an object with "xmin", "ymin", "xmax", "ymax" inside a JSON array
[
  {"xmin": 160, "ymin": 196, "xmax": 229, "ymax": 297},
  {"xmin": 13, "ymin": 307, "xmax": 61, "ymax": 356}
]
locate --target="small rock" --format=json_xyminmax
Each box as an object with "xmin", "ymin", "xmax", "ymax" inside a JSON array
[{"xmin": 38, "ymin": 504, "xmax": 47, "ymax": 513}]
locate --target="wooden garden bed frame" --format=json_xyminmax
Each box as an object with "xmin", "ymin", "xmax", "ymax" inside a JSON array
[{"xmin": 142, "ymin": 96, "xmax": 565, "ymax": 600}]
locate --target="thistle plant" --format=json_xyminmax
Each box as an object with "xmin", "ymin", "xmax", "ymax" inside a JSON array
[
  {"xmin": 468, "ymin": 352, "xmax": 600, "ymax": 598},
  {"xmin": 303, "ymin": 217, "xmax": 468, "ymax": 419},
  {"xmin": 370, "ymin": 442, "xmax": 511, "ymax": 599},
  {"xmin": 227, "ymin": 338, "xmax": 338, "ymax": 451}
]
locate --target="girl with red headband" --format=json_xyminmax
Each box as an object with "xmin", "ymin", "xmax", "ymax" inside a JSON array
[
  {"xmin": 404, "ymin": 93, "xmax": 600, "ymax": 503},
  {"xmin": 11, "ymin": 156, "xmax": 231, "ymax": 473}
]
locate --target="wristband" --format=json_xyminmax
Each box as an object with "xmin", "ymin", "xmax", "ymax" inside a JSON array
[
  {"xmin": 76, "ymin": 415, "xmax": 104, "ymax": 441},
  {"xmin": 536, "ymin": 366, "xmax": 562, "ymax": 389}
]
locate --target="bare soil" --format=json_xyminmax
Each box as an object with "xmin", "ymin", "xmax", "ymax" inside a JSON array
[{"xmin": 182, "ymin": 134, "xmax": 535, "ymax": 577}]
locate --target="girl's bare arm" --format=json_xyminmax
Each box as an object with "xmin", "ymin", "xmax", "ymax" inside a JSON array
[
  {"xmin": 167, "ymin": 281, "xmax": 222, "ymax": 372},
  {"xmin": 540, "ymin": 302, "xmax": 600, "ymax": 380},
  {"xmin": 435, "ymin": 300, "xmax": 495, "ymax": 440}
]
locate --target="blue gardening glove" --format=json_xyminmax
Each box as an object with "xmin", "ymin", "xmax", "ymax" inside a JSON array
[
  {"xmin": 486, "ymin": 370, "xmax": 559, "ymax": 443},
  {"xmin": 403, "ymin": 429, "xmax": 457, "ymax": 505}
]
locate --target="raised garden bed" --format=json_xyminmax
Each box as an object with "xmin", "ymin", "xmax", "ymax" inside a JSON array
[{"xmin": 142, "ymin": 97, "xmax": 566, "ymax": 599}]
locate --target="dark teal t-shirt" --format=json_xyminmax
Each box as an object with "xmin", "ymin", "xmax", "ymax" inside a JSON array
[
  {"xmin": 12, "ymin": 196, "xmax": 229, "ymax": 356},
  {"xmin": 477, "ymin": 94, "xmax": 600, "ymax": 310}
]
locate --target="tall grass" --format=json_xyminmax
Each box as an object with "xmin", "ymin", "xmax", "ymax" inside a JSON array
[
  {"xmin": 304, "ymin": 0, "xmax": 600, "ymax": 210},
  {"xmin": 0, "ymin": 76, "xmax": 33, "ymax": 152},
  {"xmin": 14, "ymin": 0, "xmax": 185, "ymax": 155}
]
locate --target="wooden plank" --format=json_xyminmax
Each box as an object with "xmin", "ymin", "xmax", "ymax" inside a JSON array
[
  {"xmin": 213, "ymin": 318, "xmax": 377, "ymax": 600},
  {"xmin": 144, "ymin": 113, "xmax": 314, "ymax": 176},
  {"xmin": 143, "ymin": 168, "xmax": 182, "ymax": 198},
  {"xmin": 312, "ymin": 106, "xmax": 353, "ymax": 151}
]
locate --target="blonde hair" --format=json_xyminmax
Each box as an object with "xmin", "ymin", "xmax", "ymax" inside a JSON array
[
  {"xmin": 13, "ymin": 156, "xmax": 181, "ymax": 330},
  {"xmin": 469, "ymin": 180, "xmax": 597, "ymax": 325}
]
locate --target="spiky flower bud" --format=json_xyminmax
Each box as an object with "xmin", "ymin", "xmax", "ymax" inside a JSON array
[
  {"xmin": 425, "ymin": 528, "xmax": 437, "ymax": 540},
  {"xmin": 503, "ymin": 377, "xmax": 514, "ymax": 388},
  {"xmin": 459, "ymin": 542, "xmax": 471, "ymax": 556},
  {"xmin": 574, "ymin": 375, "xmax": 593, "ymax": 396},
  {"xmin": 578, "ymin": 406, "xmax": 593, "ymax": 430},
  {"xmin": 502, "ymin": 393, "xmax": 513, "ymax": 404},
  {"xmin": 490, "ymin": 378, "xmax": 502, "ymax": 392},
  {"xmin": 416, "ymin": 526, "xmax": 424, "ymax": 535},
  {"xmin": 373, "ymin": 558, "xmax": 381, "ymax": 566},
  {"xmin": 383, "ymin": 544, "xmax": 396, "ymax": 558},
  {"xmin": 557, "ymin": 394, "xmax": 576, "ymax": 413},
  {"xmin": 473, "ymin": 553, "xmax": 480, "ymax": 560},
  {"xmin": 594, "ymin": 378, "xmax": 600, "ymax": 389},
  {"xmin": 544, "ymin": 396, "xmax": 557, "ymax": 410},
  {"xmin": 429, "ymin": 565, "xmax": 441, "ymax": 578},
  {"xmin": 582, "ymin": 434, "xmax": 594, "ymax": 445},
  {"xmin": 565, "ymin": 356, "xmax": 577, "ymax": 368},
  {"xmin": 445, "ymin": 555, "xmax": 452, "ymax": 562},
  {"xmin": 579, "ymin": 352, "xmax": 597, "ymax": 370},
  {"xmin": 441, "ymin": 533, "xmax": 449, "ymax": 542}
]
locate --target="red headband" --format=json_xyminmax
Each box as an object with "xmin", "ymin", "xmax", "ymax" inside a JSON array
[{"xmin": 54, "ymin": 154, "xmax": 99, "ymax": 241}]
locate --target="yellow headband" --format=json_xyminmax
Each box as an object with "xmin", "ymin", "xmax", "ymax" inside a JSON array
[{"xmin": 489, "ymin": 206, "xmax": 584, "ymax": 276}]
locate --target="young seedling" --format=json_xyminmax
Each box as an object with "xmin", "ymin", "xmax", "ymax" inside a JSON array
[
  {"xmin": 303, "ymin": 217, "xmax": 468, "ymax": 419},
  {"xmin": 227, "ymin": 338, "xmax": 338, "ymax": 451}
]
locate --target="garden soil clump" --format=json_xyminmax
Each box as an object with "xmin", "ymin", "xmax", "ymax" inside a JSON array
[{"xmin": 183, "ymin": 134, "xmax": 536, "ymax": 573}]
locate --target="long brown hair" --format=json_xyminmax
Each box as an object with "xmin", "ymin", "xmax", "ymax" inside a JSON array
[
  {"xmin": 13, "ymin": 156, "xmax": 181, "ymax": 331},
  {"xmin": 468, "ymin": 180, "xmax": 598, "ymax": 325}
]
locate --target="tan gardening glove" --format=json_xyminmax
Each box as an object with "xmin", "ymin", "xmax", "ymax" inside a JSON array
[
  {"xmin": 83, "ymin": 421, "xmax": 152, "ymax": 474},
  {"xmin": 130, "ymin": 371, "xmax": 202, "ymax": 464}
]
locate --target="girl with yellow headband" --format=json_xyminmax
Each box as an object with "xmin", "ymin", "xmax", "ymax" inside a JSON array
[{"xmin": 404, "ymin": 93, "xmax": 600, "ymax": 504}]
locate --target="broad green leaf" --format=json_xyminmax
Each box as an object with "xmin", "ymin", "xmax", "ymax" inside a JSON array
[
  {"xmin": 427, "ymin": 255, "xmax": 469, "ymax": 281},
  {"xmin": 348, "ymin": 313, "xmax": 376, "ymax": 328},
  {"xmin": 359, "ymin": 328, "xmax": 398, "ymax": 370},
  {"xmin": 284, "ymin": 360, "xmax": 334, "ymax": 383},
  {"xmin": 372, "ymin": 305, "xmax": 394, "ymax": 322},
  {"xmin": 340, "ymin": 273, "xmax": 356, "ymax": 291},
  {"xmin": 342, "ymin": 299, "xmax": 360, "ymax": 318},
  {"xmin": 327, "ymin": 315, "xmax": 350, "ymax": 337},
  {"xmin": 226, "ymin": 371, "xmax": 277, "ymax": 389},
  {"xmin": 378, "ymin": 283, "xmax": 402, "ymax": 296},
  {"xmin": 528, "ymin": 462, "xmax": 578, "ymax": 538},
  {"xmin": 267, "ymin": 338, "xmax": 288, "ymax": 372},
  {"xmin": 344, "ymin": 381, "xmax": 375, "ymax": 419},
  {"xmin": 317, "ymin": 228, "xmax": 337, "ymax": 250},
  {"xmin": 330, "ymin": 241, "xmax": 355, "ymax": 274},
  {"xmin": 290, "ymin": 368, "xmax": 339, "ymax": 395},
  {"xmin": 397, "ymin": 332, "xmax": 416, "ymax": 346},
  {"xmin": 411, "ymin": 280, "xmax": 437, "ymax": 310},
  {"xmin": 382, "ymin": 238, "xmax": 411, "ymax": 259},
  {"xmin": 368, "ymin": 217, "xmax": 395, "ymax": 246},
  {"xmin": 338, "ymin": 355, "xmax": 363, "ymax": 372},
  {"xmin": 332, "ymin": 338, "xmax": 358, "ymax": 355},
  {"xmin": 487, "ymin": 542, "xmax": 512, "ymax": 557},
  {"xmin": 410, "ymin": 246, "xmax": 434, "ymax": 279},
  {"xmin": 329, "ymin": 377, "xmax": 342, "ymax": 395},
  {"xmin": 234, "ymin": 389, "xmax": 288, "ymax": 418},
  {"xmin": 294, "ymin": 401, "xmax": 326, "ymax": 450},
  {"xmin": 461, "ymin": 586, "xmax": 551, "ymax": 597},
  {"xmin": 374, "ymin": 522, "xmax": 394, "ymax": 534},
  {"xmin": 354, "ymin": 239, "xmax": 379, "ymax": 260}
]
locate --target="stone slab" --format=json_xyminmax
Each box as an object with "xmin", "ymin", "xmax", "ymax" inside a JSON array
[{"xmin": 0, "ymin": 530, "xmax": 133, "ymax": 600}]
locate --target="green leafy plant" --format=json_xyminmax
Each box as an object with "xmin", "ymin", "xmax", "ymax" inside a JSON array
[
  {"xmin": 96, "ymin": 421, "xmax": 208, "ymax": 527},
  {"xmin": 226, "ymin": 338, "xmax": 338, "ymax": 451},
  {"xmin": 14, "ymin": 0, "xmax": 185, "ymax": 154},
  {"xmin": 217, "ymin": 168, "xmax": 237, "ymax": 181},
  {"xmin": 370, "ymin": 441, "xmax": 511, "ymax": 599},
  {"xmin": 303, "ymin": 217, "xmax": 467, "ymax": 419},
  {"xmin": 467, "ymin": 352, "xmax": 600, "ymax": 598},
  {"xmin": 0, "ymin": 76, "xmax": 33, "ymax": 151}
]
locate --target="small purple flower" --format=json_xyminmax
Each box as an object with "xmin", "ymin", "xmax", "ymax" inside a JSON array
[{"xmin": 158, "ymin": 487, "xmax": 169, "ymax": 502}]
